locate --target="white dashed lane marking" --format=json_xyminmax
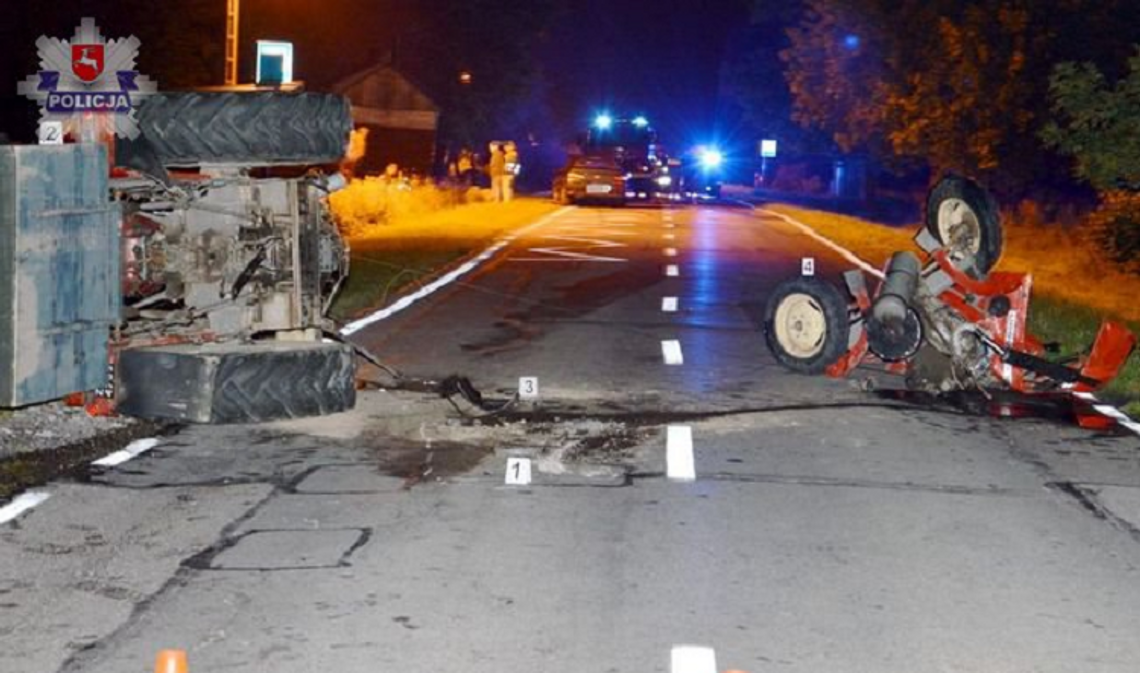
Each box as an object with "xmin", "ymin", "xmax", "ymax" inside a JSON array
[
  {"xmin": 664, "ymin": 247, "xmax": 677, "ymax": 257},
  {"xmin": 671, "ymin": 645, "xmax": 716, "ymax": 673},
  {"xmin": 662, "ymin": 340, "xmax": 684, "ymax": 365},
  {"xmin": 662, "ymin": 297, "xmax": 678, "ymax": 312},
  {"xmin": 0, "ymin": 491, "xmax": 50, "ymax": 525},
  {"xmin": 666, "ymin": 264, "xmax": 680, "ymax": 277}
]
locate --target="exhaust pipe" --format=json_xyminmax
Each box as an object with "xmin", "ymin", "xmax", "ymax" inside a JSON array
[{"xmin": 867, "ymin": 251, "xmax": 923, "ymax": 361}]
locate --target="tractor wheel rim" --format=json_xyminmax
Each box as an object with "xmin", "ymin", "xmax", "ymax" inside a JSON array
[
  {"xmin": 774, "ymin": 293, "xmax": 827, "ymax": 358},
  {"xmin": 937, "ymin": 198, "xmax": 982, "ymax": 255}
]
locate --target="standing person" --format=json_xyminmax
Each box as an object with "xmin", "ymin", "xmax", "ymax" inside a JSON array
[
  {"xmin": 488, "ymin": 141, "xmax": 507, "ymax": 202},
  {"xmin": 503, "ymin": 141, "xmax": 520, "ymax": 201},
  {"xmin": 457, "ymin": 148, "xmax": 474, "ymax": 187}
]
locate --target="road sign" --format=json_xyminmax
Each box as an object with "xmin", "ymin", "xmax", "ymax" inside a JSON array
[{"xmin": 256, "ymin": 41, "xmax": 293, "ymax": 85}]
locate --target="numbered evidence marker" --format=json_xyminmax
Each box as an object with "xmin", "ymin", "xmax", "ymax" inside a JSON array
[
  {"xmin": 801, "ymin": 257, "xmax": 816, "ymax": 276},
  {"xmin": 505, "ymin": 457, "xmax": 532, "ymax": 485},
  {"xmin": 518, "ymin": 376, "xmax": 539, "ymax": 400},
  {"xmin": 38, "ymin": 121, "xmax": 63, "ymax": 145}
]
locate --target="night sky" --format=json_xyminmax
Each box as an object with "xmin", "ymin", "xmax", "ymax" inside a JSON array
[
  {"xmin": 538, "ymin": 0, "xmax": 750, "ymax": 146},
  {"xmin": 2, "ymin": 0, "xmax": 751, "ymax": 148}
]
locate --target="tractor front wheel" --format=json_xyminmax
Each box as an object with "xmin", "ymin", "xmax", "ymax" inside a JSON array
[{"xmin": 763, "ymin": 277, "xmax": 850, "ymax": 374}]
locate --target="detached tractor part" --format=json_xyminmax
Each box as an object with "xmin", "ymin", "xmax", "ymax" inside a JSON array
[{"xmin": 765, "ymin": 175, "xmax": 1136, "ymax": 400}]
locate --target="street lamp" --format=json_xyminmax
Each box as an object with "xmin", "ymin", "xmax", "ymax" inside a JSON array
[{"xmin": 225, "ymin": 0, "xmax": 240, "ymax": 85}]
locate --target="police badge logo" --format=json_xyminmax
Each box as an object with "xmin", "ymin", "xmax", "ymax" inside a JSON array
[
  {"xmin": 71, "ymin": 44, "xmax": 105, "ymax": 82},
  {"xmin": 17, "ymin": 18, "xmax": 157, "ymax": 139}
]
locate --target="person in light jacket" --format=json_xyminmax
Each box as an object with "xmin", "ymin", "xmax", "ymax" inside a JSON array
[
  {"xmin": 488, "ymin": 142, "xmax": 507, "ymax": 202},
  {"xmin": 503, "ymin": 141, "xmax": 520, "ymax": 201}
]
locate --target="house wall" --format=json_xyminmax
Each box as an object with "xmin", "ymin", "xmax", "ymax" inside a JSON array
[
  {"xmin": 336, "ymin": 66, "xmax": 440, "ymax": 177},
  {"xmin": 355, "ymin": 125, "xmax": 437, "ymax": 177}
]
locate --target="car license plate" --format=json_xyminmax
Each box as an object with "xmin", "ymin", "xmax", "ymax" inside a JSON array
[{"xmin": 586, "ymin": 184, "xmax": 612, "ymax": 194}]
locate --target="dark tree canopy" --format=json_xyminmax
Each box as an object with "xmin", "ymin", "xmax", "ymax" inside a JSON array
[
  {"xmin": 1043, "ymin": 51, "xmax": 1140, "ymax": 193},
  {"xmin": 731, "ymin": 0, "xmax": 1140, "ymax": 197}
]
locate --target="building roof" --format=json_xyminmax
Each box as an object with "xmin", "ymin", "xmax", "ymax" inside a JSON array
[{"xmin": 332, "ymin": 62, "xmax": 439, "ymax": 113}]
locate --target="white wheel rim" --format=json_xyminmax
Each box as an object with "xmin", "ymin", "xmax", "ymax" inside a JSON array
[
  {"xmin": 937, "ymin": 198, "xmax": 982, "ymax": 255},
  {"xmin": 774, "ymin": 293, "xmax": 827, "ymax": 358}
]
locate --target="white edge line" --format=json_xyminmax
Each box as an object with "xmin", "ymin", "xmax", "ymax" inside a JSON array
[
  {"xmin": 757, "ymin": 207, "xmax": 883, "ymax": 278},
  {"xmin": 92, "ymin": 437, "xmax": 163, "ymax": 468},
  {"xmin": 662, "ymin": 297, "xmax": 678, "ymax": 312},
  {"xmin": 666, "ymin": 426, "xmax": 696, "ymax": 481},
  {"xmin": 0, "ymin": 491, "xmax": 51, "ymax": 525},
  {"xmin": 662, "ymin": 340, "xmax": 684, "ymax": 365},
  {"xmin": 339, "ymin": 206, "xmax": 574, "ymax": 335},
  {"xmin": 1093, "ymin": 404, "xmax": 1130, "ymax": 422}
]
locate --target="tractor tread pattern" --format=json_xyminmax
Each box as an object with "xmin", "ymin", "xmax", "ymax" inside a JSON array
[
  {"xmin": 136, "ymin": 92, "xmax": 352, "ymax": 166},
  {"xmin": 211, "ymin": 346, "xmax": 356, "ymax": 423}
]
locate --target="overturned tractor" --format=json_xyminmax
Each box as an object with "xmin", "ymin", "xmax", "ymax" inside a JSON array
[{"xmin": 1, "ymin": 91, "xmax": 357, "ymax": 423}]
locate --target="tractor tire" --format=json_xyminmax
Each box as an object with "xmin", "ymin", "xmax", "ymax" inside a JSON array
[
  {"xmin": 117, "ymin": 341, "xmax": 356, "ymax": 424},
  {"xmin": 924, "ymin": 175, "xmax": 1003, "ymax": 278},
  {"xmin": 135, "ymin": 92, "xmax": 352, "ymax": 167},
  {"xmin": 764, "ymin": 277, "xmax": 850, "ymax": 374}
]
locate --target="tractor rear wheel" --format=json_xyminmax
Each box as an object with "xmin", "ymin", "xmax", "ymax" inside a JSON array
[{"xmin": 924, "ymin": 175, "xmax": 1003, "ymax": 278}]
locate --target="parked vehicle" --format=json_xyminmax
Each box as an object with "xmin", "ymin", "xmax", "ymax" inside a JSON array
[
  {"xmin": 552, "ymin": 155, "xmax": 626, "ymax": 206},
  {"xmin": 573, "ymin": 115, "xmax": 678, "ymax": 202}
]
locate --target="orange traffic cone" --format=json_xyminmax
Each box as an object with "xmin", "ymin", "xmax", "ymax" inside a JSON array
[{"xmin": 155, "ymin": 649, "xmax": 188, "ymax": 673}]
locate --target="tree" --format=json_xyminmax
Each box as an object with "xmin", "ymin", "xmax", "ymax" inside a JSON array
[
  {"xmin": 780, "ymin": 0, "xmax": 893, "ymax": 155},
  {"xmin": 726, "ymin": 0, "xmax": 833, "ymax": 155},
  {"xmin": 1042, "ymin": 49, "xmax": 1140, "ymax": 265},
  {"xmin": 1042, "ymin": 50, "xmax": 1140, "ymax": 192},
  {"xmin": 882, "ymin": 2, "xmax": 1037, "ymax": 189},
  {"xmin": 778, "ymin": 0, "xmax": 1140, "ymax": 196}
]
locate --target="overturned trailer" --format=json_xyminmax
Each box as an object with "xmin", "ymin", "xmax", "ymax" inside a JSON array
[{"xmin": 0, "ymin": 91, "xmax": 359, "ymax": 423}]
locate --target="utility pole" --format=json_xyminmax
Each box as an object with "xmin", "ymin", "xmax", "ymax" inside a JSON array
[{"xmin": 225, "ymin": 0, "xmax": 240, "ymax": 85}]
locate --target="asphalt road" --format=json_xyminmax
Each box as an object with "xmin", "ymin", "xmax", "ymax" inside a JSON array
[{"xmin": 4, "ymin": 203, "xmax": 1140, "ymax": 673}]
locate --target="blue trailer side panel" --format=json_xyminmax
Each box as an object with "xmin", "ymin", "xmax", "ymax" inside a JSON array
[{"xmin": 0, "ymin": 144, "xmax": 120, "ymax": 407}]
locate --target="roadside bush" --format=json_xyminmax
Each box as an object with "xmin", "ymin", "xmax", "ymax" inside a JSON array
[
  {"xmin": 1087, "ymin": 191, "xmax": 1140, "ymax": 271},
  {"xmin": 771, "ymin": 163, "xmax": 827, "ymax": 195},
  {"xmin": 329, "ymin": 177, "xmax": 467, "ymax": 238}
]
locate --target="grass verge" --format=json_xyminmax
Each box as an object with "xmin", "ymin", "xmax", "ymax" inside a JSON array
[
  {"xmin": 763, "ymin": 203, "xmax": 1140, "ymax": 411},
  {"xmin": 329, "ymin": 198, "xmax": 560, "ymax": 322}
]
